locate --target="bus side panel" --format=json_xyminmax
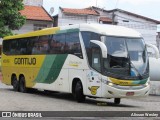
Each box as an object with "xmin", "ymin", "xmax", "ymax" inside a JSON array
[
  {"xmin": 67, "ymin": 55, "xmax": 89, "ymax": 94},
  {"xmin": 1, "ymin": 54, "xmax": 46, "ymax": 87},
  {"xmin": 33, "ymin": 54, "xmax": 70, "ymax": 92}
]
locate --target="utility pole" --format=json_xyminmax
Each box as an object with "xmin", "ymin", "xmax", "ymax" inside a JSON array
[
  {"xmin": 112, "ymin": 12, "xmax": 116, "ymax": 25},
  {"xmin": 96, "ymin": 0, "xmax": 98, "ymax": 7},
  {"xmin": 41, "ymin": 0, "xmax": 43, "ymax": 6}
]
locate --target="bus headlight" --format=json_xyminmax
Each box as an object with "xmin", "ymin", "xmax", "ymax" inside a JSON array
[
  {"xmin": 108, "ymin": 82, "xmax": 113, "ymax": 86},
  {"xmin": 107, "ymin": 81, "xmax": 113, "ymax": 86},
  {"xmin": 102, "ymin": 79, "xmax": 113, "ymax": 86},
  {"xmin": 144, "ymin": 81, "xmax": 150, "ymax": 87}
]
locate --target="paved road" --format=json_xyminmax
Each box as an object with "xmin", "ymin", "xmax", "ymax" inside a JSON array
[
  {"xmin": 1, "ymin": 81, "xmax": 160, "ymax": 112},
  {"xmin": 1, "ymin": 73, "xmax": 160, "ymax": 119}
]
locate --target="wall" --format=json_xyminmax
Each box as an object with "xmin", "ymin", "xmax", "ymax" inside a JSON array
[
  {"xmin": 115, "ymin": 11, "xmax": 157, "ymax": 45},
  {"xmin": 58, "ymin": 10, "xmax": 99, "ymax": 26},
  {"xmin": 23, "ymin": 0, "xmax": 43, "ymax": 6},
  {"xmin": 157, "ymin": 33, "xmax": 160, "ymax": 51},
  {"xmin": 94, "ymin": 8, "xmax": 158, "ymax": 46},
  {"xmin": 93, "ymin": 8, "xmax": 112, "ymax": 20},
  {"xmin": 13, "ymin": 20, "xmax": 53, "ymax": 34}
]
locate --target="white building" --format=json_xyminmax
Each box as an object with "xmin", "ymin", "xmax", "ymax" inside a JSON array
[
  {"xmin": 54, "ymin": 7, "xmax": 99, "ymax": 26},
  {"xmin": 92, "ymin": 7, "xmax": 160, "ymax": 46},
  {"xmin": 14, "ymin": 0, "xmax": 53, "ymax": 34},
  {"xmin": 54, "ymin": 6, "xmax": 160, "ymax": 52},
  {"xmin": 157, "ymin": 32, "xmax": 160, "ymax": 50},
  {"xmin": 23, "ymin": 0, "xmax": 43, "ymax": 6}
]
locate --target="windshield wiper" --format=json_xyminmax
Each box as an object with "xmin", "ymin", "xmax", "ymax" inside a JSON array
[
  {"xmin": 130, "ymin": 61, "xmax": 143, "ymax": 79},
  {"xmin": 125, "ymin": 41, "xmax": 143, "ymax": 80},
  {"xmin": 127, "ymin": 52, "xmax": 143, "ymax": 79}
]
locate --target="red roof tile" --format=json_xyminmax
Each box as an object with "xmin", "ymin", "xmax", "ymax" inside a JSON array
[
  {"xmin": 20, "ymin": 5, "xmax": 53, "ymax": 21},
  {"xmin": 99, "ymin": 17, "xmax": 112, "ymax": 23},
  {"xmin": 61, "ymin": 7, "xmax": 99, "ymax": 16}
]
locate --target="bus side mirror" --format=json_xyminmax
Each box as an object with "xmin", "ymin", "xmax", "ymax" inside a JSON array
[
  {"xmin": 90, "ymin": 40, "xmax": 107, "ymax": 58},
  {"xmin": 146, "ymin": 43, "xmax": 159, "ymax": 59}
]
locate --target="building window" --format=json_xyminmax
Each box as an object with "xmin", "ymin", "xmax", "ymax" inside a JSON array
[
  {"xmin": 33, "ymin": 24, "xmax": 48, "ymax": 31},
  {"xmin": 123, "ymin": 20, "xmax": 129, "ymax": 22}
]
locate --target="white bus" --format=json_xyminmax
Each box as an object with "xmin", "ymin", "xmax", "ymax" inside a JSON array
[{"xmin": 2, "ymin": 24, "xmax": 150, "ymax": 104}]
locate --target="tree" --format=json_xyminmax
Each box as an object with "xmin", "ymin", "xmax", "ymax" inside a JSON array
[{"xmin": 0, "ymin": 0, "xmax": 26, "ymax": 37}]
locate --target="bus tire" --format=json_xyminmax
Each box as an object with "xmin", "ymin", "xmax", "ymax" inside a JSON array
[
  {"xmin": 19, "ymin": 76, "xmax": 27, "ymax": 93},
  {"xmin": 12, "ymin": 76, "xmax": 19, "ymax": 91},
  {"xmin": 114, "ymin": 98, "xmax": 121, "ymax": 105},
  {"xmin": 75, "ymin": 81, "xmax": 85, "ymax": 103}
]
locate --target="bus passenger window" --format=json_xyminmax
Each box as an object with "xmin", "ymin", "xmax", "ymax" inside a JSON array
[
  {"xmin": 3, "ymin": 40, "xmax": 11, "ymax": 55},
  {"xmin": 32, "ymin": 45, "xmax": 41, "ymax": 54},
  {"xmin": 32, "ymin": 36, "xmax": 49, "ymax": 54},
  {"xmin": 10, "ymin": 40, "xmax": 19, "ymax": 55},
  {"xmin": 66, "ymin": 32, "xmax": 82, "ymax": 58},
  {"xmin": 50, "ymin": 34, "xmax": 65, "ymax": 54},
  {"xmin": 18, "ymin": 39, "xmax": 28, "ymax": 55}
]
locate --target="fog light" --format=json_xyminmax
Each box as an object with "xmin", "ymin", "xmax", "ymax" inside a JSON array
[{"xmin": 108, "ymin": 91, "xmax": 113, "ymax": 94}]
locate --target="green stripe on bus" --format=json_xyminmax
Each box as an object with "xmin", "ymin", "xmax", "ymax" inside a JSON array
[
  {"xmin": 35, "ymin": 54, "xmax": 68, "ymax": 84},
  {"xmin": 132, "ymin": 79, "xmax": 147, "ymax": 85},
  {"xmin": 56, "ymin": 28, "xmax": 79, "ymax": 34},
  {"xmin": 138, "ymin": 79, "xmax": 148, "ymax": 84}
]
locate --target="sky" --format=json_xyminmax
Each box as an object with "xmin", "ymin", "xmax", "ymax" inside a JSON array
[{"xmin": 43, "ymin": 0, "xmax": 160, "ymax": 31}]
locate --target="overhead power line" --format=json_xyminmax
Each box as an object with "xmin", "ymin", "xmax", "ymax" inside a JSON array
[{"xmin": 115, "ymin": 0, "xmax": 119, "ymax": 9}]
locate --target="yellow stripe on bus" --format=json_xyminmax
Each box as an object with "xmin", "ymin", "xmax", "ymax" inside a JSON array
[
  {"xmin": 109, "ymin": 77, "xmax": 134, "ymax": 86},
  {"xmin": 3, "ymin": 27, "xmax": 60, "ymax": 40}
]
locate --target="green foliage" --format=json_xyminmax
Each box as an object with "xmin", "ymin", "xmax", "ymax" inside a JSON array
[{"xmin": 0, "ymin": 0, "xmax": 26, "ymax": 38}]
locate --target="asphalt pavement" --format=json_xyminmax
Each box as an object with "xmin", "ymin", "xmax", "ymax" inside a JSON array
[{"xmin": 1, "ymin": 73, "xmax": 160, "ymax": 119}]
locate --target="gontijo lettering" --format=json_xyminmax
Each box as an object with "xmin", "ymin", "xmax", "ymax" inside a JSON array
[{"xmin": 14, "ymin": 58, "xmax": 36, "ymax": 65}]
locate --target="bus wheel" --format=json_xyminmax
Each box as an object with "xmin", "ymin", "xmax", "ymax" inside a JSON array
[
  {"xmin": 19, "ymin": 76, "xmax": 26, "ymax": 93},
  {"xmin": 75, "ymin": 81, "xmax": 85, "ymax": 103},
  {"xmin": 114, "ymin": 98, "xmax": 121, "ymax": 105},
  {"xmin": 12, "ymin": 76, "xmax": 19, "ymax": 91}
]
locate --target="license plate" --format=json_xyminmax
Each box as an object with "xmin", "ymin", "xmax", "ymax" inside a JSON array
[{"xmin": 126, "ymin": 92, "xmax": 134, "ymax": 96}]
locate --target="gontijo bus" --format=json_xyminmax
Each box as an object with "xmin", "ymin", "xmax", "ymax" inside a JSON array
[{"xmin": 2, "ymin": 24, "xmax": 150, "ymax": 104}]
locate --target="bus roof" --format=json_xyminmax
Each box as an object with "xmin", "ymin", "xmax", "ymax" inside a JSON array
[
  {"xmin": 79, "ymin": 24, "xmax": 142, "ymax": 38},
  {"xmin": 4, "ymin": 23, "xmax": 141, "ymax": 40}
]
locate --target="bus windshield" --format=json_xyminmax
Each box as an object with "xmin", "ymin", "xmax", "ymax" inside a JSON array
[{"xmin": 103, "ymin": 36, "xmax": 149, "ymax": 80}]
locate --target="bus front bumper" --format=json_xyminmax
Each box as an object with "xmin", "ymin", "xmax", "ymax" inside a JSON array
[{"xmin": 103, "ymin": 84, "xmax": 150, "ymax": 98}]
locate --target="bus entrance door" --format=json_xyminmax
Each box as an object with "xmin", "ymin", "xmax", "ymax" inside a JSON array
[{"xmin": 87, "ymin": 70, "xmax": 101, "ymax": 97}]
